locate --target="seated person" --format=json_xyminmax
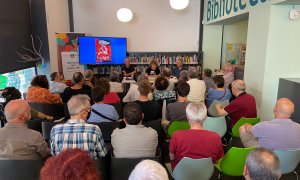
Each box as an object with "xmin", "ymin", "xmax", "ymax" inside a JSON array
[
  {"xmin": 95, "ymin": 78, "xmax": 120, "ymax": 104},
  {"xmin": 121, "ymin": 57, "xmax": 136, "ymax": 78},
  {"xmin": 26, "ymin": 75, "xmax": 62, "ymax": 104},
  {"xmin": 40, "ymin": 148, "xmax": 100, "ymax": 180},
  {"xmin": 51, "ymin": 95, "xmax": 107, "ymax": 159},
  {"xmin": 215, "ymin": 80, "xmax": 257, "ymax": 128},
  {"xmin": 62, "ymin": 72, "xmax": 91, "ymax": 103},
  {"xmin": 129, "ymin": 160, "xmax": 169, "ymax": 180},
  {"xmin": 244, "ymin": 148, "xmax": 281, "ymax": 180},
  {"xmin": 239, "ymin": 98, "xmax": 300, "ymax": 150},
  {"xmin": 187, "ymin": 67, "xmax": 206, "ymax": 103},
  {"xmin": 109, "ymin": 71, "xmax": 123, "ymax": 93},
  {"xmin": 223, "ymin": 63, "xmax": 234, "ymax": 88},
  {"xmin": 172, "ymin": 58, "xmax": 187, "ymax": 79},
  {"xmin": 88, "ymin": 87, "xmax": 119, "ymax": 123},
  {"xmin": 49, "ymin": 72, "xmax": 67, "ymax": 94},
  {"xmin": 123, "ymin": 72, "xmax": 150, "ymax": 102},
  {"xmin": 202, "ymin": 68, "xmax": 215, "ymax": 91},
  {"xmin": 160, "ymin": 69, "xmax": 175, "ymax": 91},
  {"xmin": 179, "ymin": 70, "xmax": 189, "ymax": 82},
  {"xmin": 169, "ymin": 103, "xmax": 224, "ymax": 170},
  {"xmin": 0, "ymin": 99, "xmax": 50, "ymax": 159},
  {"xmin": 82, "ymin": 69, "xmax": 95, "ymax": 91},
  {"xmin": 146, "ymin": 59, "xmax": 160, "ymax": 75},
  {"xmin": 153, "ymin": 75, "xmax": 176, "ymax": 102},
  {"xmin": 206, "ymin": 75, "xmax": 232, "ymax": 107},
  {"xmin": 111, "ymin": 102, "xmax": 158, "ymax": 158},
  {"xmin": 135, "ymin": 80, "xmax": 161, "ymax": 123}
]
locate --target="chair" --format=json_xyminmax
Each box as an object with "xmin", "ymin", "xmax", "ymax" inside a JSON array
[
  {"xmin": 94, "ymin": 156, "xmax": 111, "ymax": 180},
  {"xmin": 28, "ymin": 102, "xmax": 65, "ymax": 119},
  {"xmin": 208, "ymin": 100, "xmax": 229, "ymax": 117},
  {"xmin": 203, "ymin": 116, "xmax": 227, "ymax": 137},
  {"xmin": 41, "ymin": 121, "xmax": 64, "ymax": 141},
  {"xmin": 231, "ymin": 117, "xmax": 260, "ymax": 138},
  {"xmin": 215, "ymin": 147, "xmax": 256, "ymax": 177},
  {"xmin": 167, "ymin": 120, "xmax": 190, "ymax": 138},
  {"xmin": 274, "ymin": 149, "xmax": 300, "ymax": 179},
  {"xmin": 89, "ymin": 122, "xmax": 119, "ymax": 142},
  {"xmin": 0, "ymin": 160, "xmax": 44, "ymax": 180},
  {"xmin": 172, "ymin": 157, "xmax": 214, "ymax": 180},
  {"xmin": 109, "ymin": 103, "xmax": 123, "ymax": 119}
]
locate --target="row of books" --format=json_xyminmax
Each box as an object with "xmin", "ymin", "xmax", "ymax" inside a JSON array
[{"xmin": 129, "ymin": 54, "xmax": 199, "ymax": 65}]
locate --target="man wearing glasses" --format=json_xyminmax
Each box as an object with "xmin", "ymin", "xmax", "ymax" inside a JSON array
[{"xmin": 50, "ymin": 94, "xmax": 107, "ymax": 159}]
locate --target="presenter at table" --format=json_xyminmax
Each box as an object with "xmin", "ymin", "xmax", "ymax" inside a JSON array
[
  {"xmin": 146, "ymin": 59, "xmax": 160, "ymax": 75},
  {"xmin": 121, "ymin": 58, "xmax": 135, "ymax": 77}
]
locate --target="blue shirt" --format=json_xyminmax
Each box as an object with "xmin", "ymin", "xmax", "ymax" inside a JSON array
[
  {"xmin": 88, "ymin": 104, "xmax": 119, "ymax": 123},
  {"xmin": 172, "ymin": 67, "xmax": 187, "ymax": 79},
  {"xmin": 206, "ymin": 88, "xmax": 232, "ymax": 107}
]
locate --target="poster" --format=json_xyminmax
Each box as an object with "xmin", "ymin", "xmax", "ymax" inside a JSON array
[
  {"xmin": 96, "ymin": 39, "xmax": 112, "ymax": 62},
  {"xmin": 61, "ymin": 52, "xmax": 84, "ymax": 80}
]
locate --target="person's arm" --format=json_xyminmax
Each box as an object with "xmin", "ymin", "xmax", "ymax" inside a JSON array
[
  {"xmin": 169, "ymin": 134, "xmax": 176, "ymax": 161},
  {"xmin": 95, "ymin": 129, "xmax": 107, "ymax": 158},
  {"xmin": 215, "ymin": 103, "xmax": 229, "ymax": 116},
  {"xmin": 33, "ymin": 133, "xmax": 51, "ymax": 158}
]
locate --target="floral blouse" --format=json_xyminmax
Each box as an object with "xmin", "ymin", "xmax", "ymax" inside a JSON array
[{"xmin": 26, "ymin": 87, "xmax": 62, "ymax": 104}]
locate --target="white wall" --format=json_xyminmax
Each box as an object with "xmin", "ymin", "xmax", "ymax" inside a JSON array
[
  {"xmin": 45, "ymin": 0, "xmax": 70, "ymax": 72},
  {"xmin": 73, "ymin": 0, "xmax": 200, "ymax": 52}
]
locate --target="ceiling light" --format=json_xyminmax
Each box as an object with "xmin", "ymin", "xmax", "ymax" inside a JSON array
[
  {"xmin": 117, "ymin": 8, "xmax": 133, "ymax": 22},
  {"xmin": 170, "ymin": 0, "xmax": 189, "ymax": 10}
]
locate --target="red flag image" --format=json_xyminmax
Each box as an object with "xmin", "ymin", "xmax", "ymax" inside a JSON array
[{"xmin": 96, "ymin": 39, "xmax": 112, "ymax": 62}]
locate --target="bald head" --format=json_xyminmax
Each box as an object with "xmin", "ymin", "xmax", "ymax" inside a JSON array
[
  {"xmin": 274, "ymin": 98, "xmax": 294, "ymax": 118},
  {"xmin": 232, "ymin": 80, "xmax": 246, "ymax": 91},
  {"xmin": 4, "ymin": 99, "xmax": 31, "ymax": 123}
]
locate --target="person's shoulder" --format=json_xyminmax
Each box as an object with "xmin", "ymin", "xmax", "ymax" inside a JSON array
[
  {"xmin": 27, "ymin": 128, "xmax": 43, "ymax": 137},
  {"xmin": 143, "ymin": 126, "xmax": 158, "ymax": 136},
  {"xmin": 204, "ymin": 130, "xmax": 221, "ymax": 138}
]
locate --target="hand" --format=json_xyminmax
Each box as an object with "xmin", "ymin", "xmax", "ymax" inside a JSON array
[
  {"xmin": 45, "ymin": 116, "xmax": 54, "ymax": 121},
  {"xmin": 85, "ymin": 81, "xmax": 95, "ymax": 88}
]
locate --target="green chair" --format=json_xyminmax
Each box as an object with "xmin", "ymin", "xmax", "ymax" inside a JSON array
[
  {"xmin": 167, "ymin": 121, "xmax": 190, "ymax": 138},
  {"xmin": 203, "ymin": 116, "xmax": 227, "ymax": 137},
  {"xmin": 232, "ymin": 117, "xmax": 260, "ymax": 138},
  {"xmin": 215, "ymin": 147, "xmax": 256, "ymax": 177}
]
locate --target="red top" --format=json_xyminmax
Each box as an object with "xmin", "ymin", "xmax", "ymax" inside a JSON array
[
  {"xmin": 169, "ymin": 129, "xmax": 224, "ymax": 170},
  {"xmin": 224, "ymin": 93, "xmax": 257, "ymax": 128},
  {"xmin": 103, "ymin": 92, "xmax": 120, "ymax": 104}
]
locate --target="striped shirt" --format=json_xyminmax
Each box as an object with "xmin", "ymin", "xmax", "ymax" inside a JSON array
[{"xmin": 50, "ymin": 119, "xmax": 107, "ymax": 159}]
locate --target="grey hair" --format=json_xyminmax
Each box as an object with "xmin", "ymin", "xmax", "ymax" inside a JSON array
[
  {"xmin": 186, "ymin": 103, "xmax": 207, "ymax": 124},
  {"xmin": 137, "ymin": 73, "xmax": 149, "ymax": 83},
  {"xmin": 67, "ymin": 94, "xmax": 90, "ymax": 116},
  {"xmin": 109, "ymin": 71, "xmax": 119, "ymax": 82},
  {"xmin": 179, "ymin": 70, "xmax": 188, "ymax": 81},
  {"xmin": 246, "ymin": 148, "xmax": 281, "ymax": 180},
  {"xmin": 232, "ymin": 80, "xmax": 246, "ymax": 91},
  {"xmin": 129, "ymin": 160, "xmax": 169, "ymax": 180},
  {"xmin": 188, "ymin": 67, "xmax": 199, "ymax": 79}
]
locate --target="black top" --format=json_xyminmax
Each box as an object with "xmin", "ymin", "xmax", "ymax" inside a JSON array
[
  {"xmin": 62, "ymin": 87, "xmax": 91, "ymax": 103},
  {"xmin": 121, "ymin": 65, "xmax": 135, "ymax": 74},
  {"xmin": 146, "ymin": 67, "xmax": 160, "ymax": 75},
  {"xmin": 135, "ymin": 100, "xmax": 162, "ymax": 123}
]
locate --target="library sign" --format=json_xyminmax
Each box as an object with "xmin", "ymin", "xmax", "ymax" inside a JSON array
[{"xmin": 206, "ymin": 0, "xmax": 270, "ymax": 23}]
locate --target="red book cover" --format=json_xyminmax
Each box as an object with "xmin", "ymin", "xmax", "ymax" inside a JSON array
[{"xmin": 96, "ymin": 39, "xmax": 112, "ymax": 62}]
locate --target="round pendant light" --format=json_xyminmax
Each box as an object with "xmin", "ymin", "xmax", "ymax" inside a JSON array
[
  {"xmin": 117, "ymin": 8, "xmax": 133, "ymax": 22},
  {"xmin": 170, "ymin": 0, "xmax": 189, "ymax": 10}
]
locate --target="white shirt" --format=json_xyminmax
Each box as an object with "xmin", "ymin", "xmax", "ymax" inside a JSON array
[
  {"xmin": 187, "ymin": 78, "xmax": 206, "ymax": 103},
  {"xmin": 49, "ymin": 81, "xmax": 68, "ymax": 94},
  {"xmin": 110, "ymin": 82, "xmax": 123, "ymax": 93},
  {"xmin": 123, "ymin": 83, "xmax": 152, "ymax": 102}
]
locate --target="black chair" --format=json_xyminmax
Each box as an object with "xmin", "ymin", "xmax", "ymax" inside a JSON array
[
  {"xmin": 27, "ymin": 118, "xmax": 45, "ymax": 134},
  {"xmin": 109, "ymin": 103, "xmax": 123, "ymax": 119},
  {"xmin": 0, "ymin": 160, "xmax": 44, "ymax": 180},
  {"xmin": 117, "ymin": 92, "xmax": 126, "ymax": 100},
  {"xmin": 28, "ymin": 102, "xmax": 65, "ymax": 120},
  {"xmin": 41, "ymin": 121, "xmax": 64, "ymax": 143},
  {"xmin": 89, "ymin": 122, "xmax": 119, "ymax": 143},
  {"xmin": 94, "ymin": 155, "xmax": 111, "ymax": 180}
]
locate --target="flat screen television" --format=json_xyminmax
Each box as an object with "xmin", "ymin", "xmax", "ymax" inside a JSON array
[{"xmin": 78, "ymin": 36, "xmax": 127, "ymax": 65}]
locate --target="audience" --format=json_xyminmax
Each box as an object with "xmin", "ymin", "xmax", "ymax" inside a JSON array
[
  {"xmin": 146, "ymin": 59, "xmax": 160, "ymax": 75},
  {"xmin": 62, "ymin": 72, "xmax": 91, "ymax": 103},
  {"xmin": 202, "ymin": 68, "xmax": 215, "ymax": 91},
  {"xmin": 206, "ymin": 75, "xmax": 232, "ymax": 107},
  {"xmin": 179, "ymin": 70, "xmax": 188, "ymax": 82},
  {"xmin": 26, "ymin": 75, "xmax": 62, "ymax": 104},
  {"xmin": 0, "ymin": 99, "xmax": 50, "ymax": 159},
  {"xmin": 40, "ymin": 148, "xmax": 100, "ymax": 180},
  {"xmin": 95, "ymin": 78, "xmax": 120, "ymax": 104},
  {"xmin": 169, "ymin": 103, "xmax": 223, "ymax": 170},
  {"xmin": 49, "ymin": 72, "xmax": 67, "ymax": 94},
  {"xmin": 239, "ymin": 98, "xmax": 300, "ymax": 149},
  {"xmin": 51, "ymin": 95, "xmax": 107, "ymax": 159},
  {"xmin": 109, "ymin": 71, "xmax": 123, "ymax": 93},
  {"xmin": 121, "ymin": 57, "xmax": 136, "ymax": 78},
  {"xmin": 111, "ymin": 102, "xmax": 158, "ymax": 158},
  {"xmin": 123, "ymin": 72, "xmax": 150, "ymax": 102},
  {"xmin": 161, "ymin": 69, "xmax": 175, "ymax": 91},
  {"xmin": 83, "ymin": 69, "xmax": 95, "ymax": 91},
  {"xmin": 187, "ymin": 67, "xmax": 206, "ymax": 103},
  {"xmin": 244, "ymin": 147, "xmax": 281, "ymax": 180},
  {"xmin": 215, "ymin": 79, "xmax": 257, "ymax": 128},
  {"xmin": 88, "ymin": 87, "xmax": 119, "ymax": 123},
  {"xmin": 135, "ymin": 80, "xmax": 161, "ymax": 123},
  {"xmin": 172, "ymin": 58, "xmax": 187, "ymax": 79},
  {"xmin": 129, "ymin": 160, "xmax": 169, "ymax": 180},
  {"xmin": 223, "ymin": 63, "xmax": 234, "ymax": 88},
  {"xmin": 153, "ymin": 75, "xmax": 176, "ymax": 102}
]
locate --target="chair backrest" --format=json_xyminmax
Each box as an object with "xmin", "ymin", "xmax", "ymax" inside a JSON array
[
  {"xmin": 89, "ymin": 122, "xmax": 119, "ymax": 142},
  {"xmin": 203, "ymin": 116, "xmax": 227, "ymax": 137},
  {"xmin": 41, "ymin": 121, "xmax": 64, "ymax": 141},
  {"xmin": 0, "ymin": 160, "xmax": 44, "ymax": 180},
  {"xmin": 232, "ymin": 117, "xmax": 260, "ymax": 138},
  {"xmin": 274, "ymin": 149, "xmax": 300, "ymax": 174},
  {"xmin": 167, "ymin": 121, "xmax": 190, "ymax": 138},
  {"xmin": 94, "ymin": 156, "xmax": 110, "ymax": 180},
  {"xmin": 216, "ymin": 147, "xmax": 256, "ymax": 176},
  {"xmin": 27, "ymin": 118, "xmax": 44, "ymax": 133},
  {"xmin": 109, "ymin": 103, "xmax": 123, "ymax": 119},
  {"xmin": 173, "ymin": 157, "xmax": 214, "ymax": 180},
  {"xmin": 208, "ymin": 100, "xmax": 229, "ymax": 117},
  {"xmin": 28, "ymin": 102, "xmax": 65, "ymax": 119}
]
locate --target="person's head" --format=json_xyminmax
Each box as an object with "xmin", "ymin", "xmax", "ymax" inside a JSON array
[
  {"xmin": 186, "ymin": 103, "xmax": 207, "ymax": 126},
  {"xmin": 213, "ymin": 75, "xmax": 225, "ymax": 88},
  {"xmin": 109, "ymin": 71, "xmax": 119, "ymax": 82},
  {"xmin": 150, "ymin": 59, "xmax": 158, "ymax": 70},
  {"xmin": 162, "ymin": 69, "xmax": 171, "ymax": 79},
  {"xmin": 188, "ymin": 67, "xmax": 199, "ymax": 79},
  {"xmin": 31, "ymin": 75, "xmax": 49, "ymax": 89},
  {"xmin": 138, "ymin": 80, "xmax": 152, "ymax": 97},
  {"xmin": 231, "ymin": 79, "xmax": 246, "ymax": 97},
  {"xmin": 40, "ymin": 148, "xmax": 100, "ymax": 180},
  {"xmin": 154, "ymin": 75, "xmax": 169, "ymax": 91},
  {"xmin": 50, "ymin": 72, "xmax": 63, "ymax": 82},
  {"xmin": 73, "ymin": 72, "xmax": 85, "ymax": 85},
  {"xmin": 84, "ymin": 69, "xmax": 94, "ymax": 80},
  {"xmin": 273, "ymin": 98, "xmax": 295, "ymax": 119},
  {"xmin": 244, "ymin": 147, "xmax": 281, "ymax": 180},
  {"xmin": 179, "ymin": 70, "xmax": 188, "ymax": 82},
  {"xmin": 137, "ymin": 73, "xmax": 149, "ymax": 83},
  {"xmin": 223, "ymin": 64, "xmax": 233, "ymax": 74},
  {"xmin": 123, "ymin": 102, "xmax": 143, "ymax": 125},
  {"xmin": 95, "ymin": 78, "xmax": 110, "ymax": 94},
  {"xmin": 133, "ymin": 72, "xmax": 142, "ymax": 82},
  {"xmin": 4, "ymin": 99, "xmax": 31, "ymax": 123},
  {"xmin": 91, "ymin": 87, "xmax": 105, "ymax": 103},
  {"xmin": 67, "ymin": 95, "xmax": 91, "ymax": 120},
  {"xmin": 125, "ymin": 58, "xmax": 131, "ymax": 67},
  {"xmin": 202, "ymin": 68, "xmax": 212, "ymax": 79},
  {"xmin": 129, "ymin": 160, "xmax": 169, "ymax": 180},
  {"xmin": 1, "ymin": 87, "xmax": 21, "ymax": 105},
  {"xmin": 175, "ymin": 80, "xmax": 190, "ymax": 98},
  {"xmin": 176, "ymin": 58, "xmax": 183, "ymax": 69}
]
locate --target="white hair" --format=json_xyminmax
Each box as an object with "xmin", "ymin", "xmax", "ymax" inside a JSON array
[
  {"xmin": 67, "ymin": 94, "xmax": 90, "ymax": 116},
  {"xmin": 129, "ymin": 160, "xmax": 169, "ymax": 180},
  {"xmin": 186, "ymin": 103, "xmax": 207, "ymax": 123}
]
